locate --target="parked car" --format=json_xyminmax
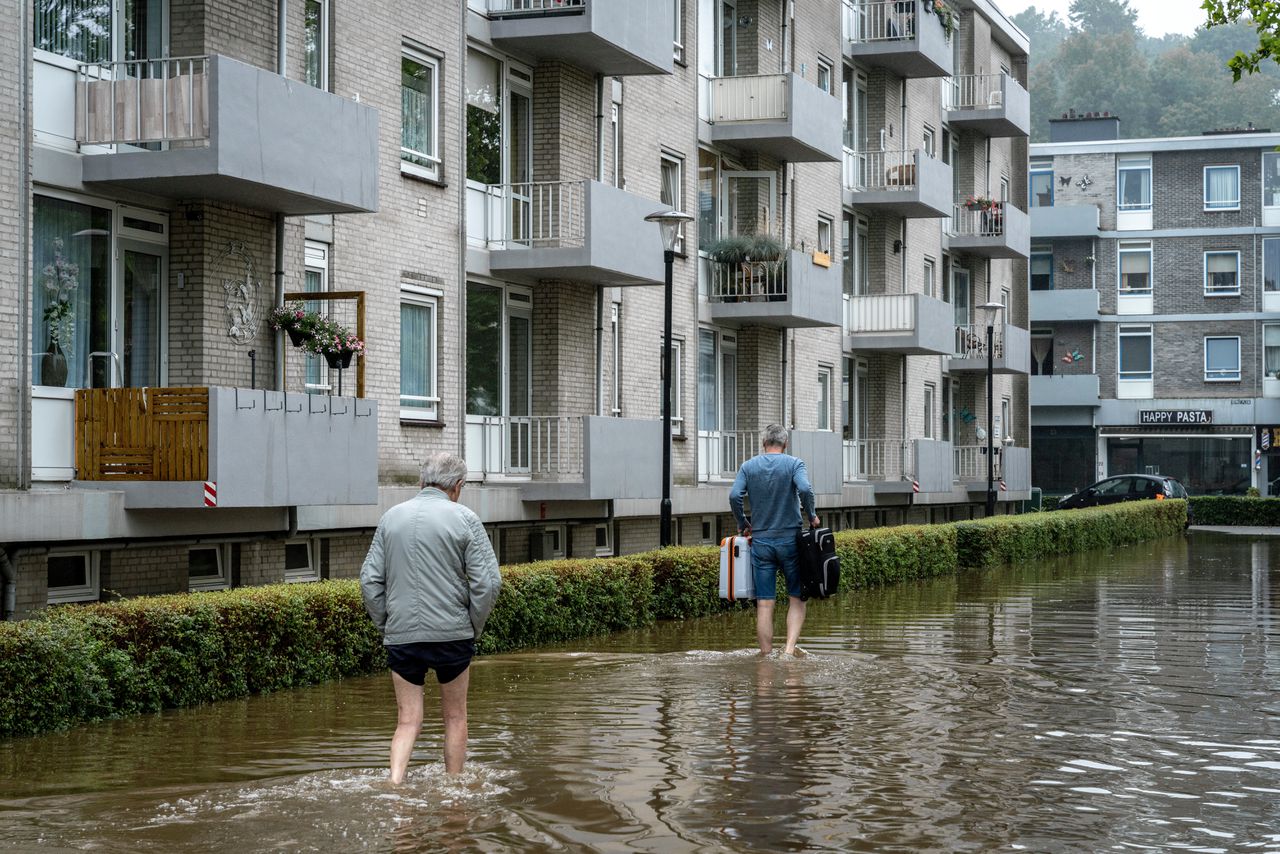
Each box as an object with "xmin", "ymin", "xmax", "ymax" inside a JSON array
[{"xmin": 1058, "ymin": 474, "xmax": 1190, "ymax": 519}]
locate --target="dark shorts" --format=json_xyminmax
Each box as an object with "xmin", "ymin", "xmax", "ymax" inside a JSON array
[
  {"xmin": 751, "ymin": 536, "xmax": 805, "ymax": 600},
  {"xmin": 386, "ymin": 639, "xmax": 475, "ymax": 686}
]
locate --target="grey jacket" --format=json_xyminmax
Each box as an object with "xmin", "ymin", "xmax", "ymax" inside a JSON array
[{"xmin": 360, "ymin": 488, "xmax": 502, "ymax": 645}]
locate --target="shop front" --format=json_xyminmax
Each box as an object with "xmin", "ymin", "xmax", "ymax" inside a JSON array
[{"xmin": 1101, "ymin": 428, "xmax": 1254, "ymax": 495}]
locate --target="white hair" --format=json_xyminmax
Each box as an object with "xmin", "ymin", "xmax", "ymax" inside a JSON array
[
  {"xmin": 761, "ymin": 424, "xmax": 789, "ymax": 450},
  {"xmin": 420, "ymin": 452, "xmax": 468, "ymax": 491}
]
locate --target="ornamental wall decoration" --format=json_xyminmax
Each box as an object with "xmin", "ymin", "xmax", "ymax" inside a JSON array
[{"xmin": 220, "ymin": 241, "xmax": 262, "ymax": 345}]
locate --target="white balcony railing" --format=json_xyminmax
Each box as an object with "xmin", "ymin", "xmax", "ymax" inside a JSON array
[
  {"xmin": 488, "ymin": 0, "xmax": 585, "ymax": 14},
  {"xmin": 844, "ymin": 0, "xmax": 917, "ymax": 43},
  {"xmin": 954, "ymin": 323, "xmax": 1005, "ymax": 360},
  {"xmin": 953, "ymin": 445, "xmax": 1002, "ymax": 482},
  {"xmin": 710, "ymin": 258, "xmax": 788, "ymax": 302},
  {"xmin": 950, "ymin": 202, "xmax": 1008, "ymax": 238},
  {"xmin": 698, "ymin": 430, "xmax": 759, "ymax": 479},
  {"xmin": 475, "ymin": 180, "xmax": 586, "ymax": 249},
  {"xmin": 472, "ymin": 415, "xmax": 583, "ymax": 476},
  {"xmin": 710, "ymin": 74, "xmax": 789, "ymax": 123},
  {"xmin": 76, "ymin": 56, "xmax": 209, "ymax": 146},
  {"xmin": 845, "ymin": 293, "xmax": 916, "ymax": 334},
  {"xmin": 844, "ymin": 148, "xmax": 918, "ymax": 192},
  {"xmin": 946, "ymin": 73, "xmax": 1006, "ymax": 112},
  {"xmin": 842, "ymin": 438, "xmax": 913, "ymax": 482}
]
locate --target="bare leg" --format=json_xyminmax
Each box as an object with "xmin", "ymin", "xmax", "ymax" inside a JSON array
[
  {"xmin": 439, "ymin": 666, "xmax": 470, "ymax": 775},
  {"xmin": 783, "ymin": 596, "xmax": 807, "ymax": 656},
  {"xmin": 390, "ymin": 672, "xmax": 424, "ymax": 784},
  {"xmin": 756, "ymin": 599, "xmax": 775, "ymax": 655}
]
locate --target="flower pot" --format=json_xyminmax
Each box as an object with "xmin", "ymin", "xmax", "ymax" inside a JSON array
[
  {"xmin": 325, "ymin": 350, "xmax": 354, "ymax": 370},
  {"xmin": 41, "ymin": 341, "xmax": 68, "ymax": 387},
  {"xmin": 286, "ymin": 327, "xmax": 310, "ymax": 348}
]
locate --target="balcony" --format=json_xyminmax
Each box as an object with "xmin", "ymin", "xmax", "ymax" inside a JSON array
[
  {"xmin": 844, "ymin": 148, "xmax": 953, "ymax": 218},
  {"xmin": 947, "ymin": 202, "xmax": 1030, "ymax": 260},
  {"xmin": 949, "ymin": 323, "xmax": 1031, "ymax": 374},
  {"xmin": 465, "ymin": 414, "xmax": 664, "ymax": 501},
  {"xmin": 1030, "ymin": 373, "xmax": 1101, "ymax": 408},
  {"xmin": 698, "ymin": 429, "xmax": 842, "ymax": 493},
  {"xmin": 842, "ymin": 438, "xmax": 953, "ymax": 493},
  {"xmin": 76, "ymin": 56, "xmax": 378, "ymax": 215},
  {"xmin": 706, "ymin": 73, "xmax": 843, "ymax": 163},
  {"xmin": 843, "ymin": 0, "xmax": 954, "ymax": 79},
  {"xmin": 945, "ymin": 73, "xmax": 1030, "ymax": 138},
  {"xmin": 1031, "ymin": 204, "xmax": 1100, "ymax": 238},
  {"xmin": 843, "ymin": 293, "xmax": 955, "ymax": 355},
  {"xmin": 471, "ymin": 180, "xmax": 666, "ymax": 286},
  {"xmin": 1030, "ymin": 288, "xmax": 1100, "ymax": 322},
  {"xmin": 707, "ymin": 249, "xmax": 843, "ymax": 329},
  {"xmin": 954, "ymin": 445, "xmax": 1031, "ymax": 495},
  {"xmin": 485, "ymin": 0, "xmax": 673, "ymax": 76},
  {"xmin": 73, "ymin": 387, "xmax": 378, "ymax": 508}
]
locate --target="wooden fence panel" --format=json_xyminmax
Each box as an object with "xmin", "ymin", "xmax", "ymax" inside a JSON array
[{"xmin": 75, "ymin": 387, "xmax": 209, "ymax": 481}]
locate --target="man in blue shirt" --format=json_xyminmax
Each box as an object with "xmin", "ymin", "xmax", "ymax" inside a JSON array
[{"xmin": 729, "ymin": 424, "xmax": 819, "ymax": 656}]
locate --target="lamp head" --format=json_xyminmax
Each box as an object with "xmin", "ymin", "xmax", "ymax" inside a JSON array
[
  {"xmin": 644, "ymin": 209, "xmax": 694, "ymax": 252},
  {"xmin": 978, "ymin": 300, "xmax": 1006, "ymax": 325}
]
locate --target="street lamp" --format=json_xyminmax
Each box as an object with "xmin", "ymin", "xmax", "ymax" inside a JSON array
[
  {"xmin": 645, "ymin": 209, "xmax": 694, "ymax": 547},
  {"xmin": 978, "ymin": 301, "xmax": 1006, "ymax": 518}
]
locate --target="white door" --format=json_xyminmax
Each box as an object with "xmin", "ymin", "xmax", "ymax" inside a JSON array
[{"xmin": 696, "ymin": 328, "xmax": 719, "ymax": 482}]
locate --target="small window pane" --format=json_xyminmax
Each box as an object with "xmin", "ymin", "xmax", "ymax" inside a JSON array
[
  {"xmin": 1119, "ymin": 331, "xmax": 1152, "ymax": 377},
  {"xmin": 285, "ymin": 543, "xmax": 311, "ymax": 571},
  {"xmin": 402, "ymin": 53, "xmax": 437, "ymax": 174},
  {"xmin": 188, "ymin": 548, "xmax": 221, "ymax": 579},
  {"xmin": 47, "ymin": 555, "xmax": 88, "ymax": 589},
  {"xmin": 1030, "ymin": 253, "xmax": 1053, "ymax": 291},
  {"xmin": 1120, "ymin": 249, "xmax": 1151, "ymax": 292}
]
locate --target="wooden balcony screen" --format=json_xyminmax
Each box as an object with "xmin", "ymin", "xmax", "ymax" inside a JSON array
[{"xmin": 75, "ymin": 387, "xmax": 210, "ymax": 481}]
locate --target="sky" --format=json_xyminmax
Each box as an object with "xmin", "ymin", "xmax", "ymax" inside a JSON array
[{"xmin": 998, "ymin": 0, "xmax": 1210, "ymax": 38}]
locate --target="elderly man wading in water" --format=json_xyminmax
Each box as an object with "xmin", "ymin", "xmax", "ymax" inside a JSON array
[
  {"xmin": 360, "ymin": 452, "xmax": 501, "ymax": 782},
  {"xmin": 729, "ymin": 424, "xmax": 819, "ymax": 657}
]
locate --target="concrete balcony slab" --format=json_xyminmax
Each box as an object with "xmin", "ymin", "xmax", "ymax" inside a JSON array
[
  {"xmin": 1031, "ymin": 204, "xmax": 1100, "ymax": 238},
  {"xmin": 487, "ymin": 0, "xmax": 673, "ymax": 76},
  {"xmin": 844, "ymin": 292, "xmax": 955, "ymax": 355},
  {"xmin": 844, "ymin": 148, "xmax": 953, "ymax": 218},
  {"xmin": 1030, "ymin": 288, "xmax": 1100, "ymax": 323},
  {"xmin": 1030, "ymin": 374, "xmax": 1101, "ymax": 408},
  {"xmin": 708, "ymin": 72, "xmax": 843, "ymax": 163},
  {"xmin": 843, "ymin": 0, "xmax": 954, "ymax": 78},
  {"xmin": 708, "ymin": 250, "xmax": 843, "ymax": 329},
  {"xmin": 949, "ymin": 323, "xmax": 1031, "ymax": 375},
  {"xmin": 945, "ymin": 73, "xmax": 1030, "ymax": 138},
  {"xmin": 948, "ymin": 203, "xmax": 1030, "ymax": 260}
]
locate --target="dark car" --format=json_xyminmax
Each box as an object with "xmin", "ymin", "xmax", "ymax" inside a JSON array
[{"xmin": 1058, "ymin": 474, "xmax": 1190, "ymax": 513}]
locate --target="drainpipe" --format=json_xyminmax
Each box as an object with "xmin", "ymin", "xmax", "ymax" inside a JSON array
[
  {"xmin": 18, "ymin": 1, "xmax": 31, "ymax": 488},
  {"xmin": 781, "ymin": 331, "xmax": 789, "ymax": 426},
  {"xmin": 273, "ymin": 0, "xmax": 289, "ymax": 390},
  {"xmin": 457, "ymin": 2, "xmax": 468, "ymax": 456},
  {"xmin": 596, "ymin": 75, "xmax": 606, "ymax": 182},
  {"xmin": 0, "ymin": 548, "xmax": 16, "ymax": 621},
  {"xmin": 595, "ymin": 75, "xmax": 606, "ymax": 417}
]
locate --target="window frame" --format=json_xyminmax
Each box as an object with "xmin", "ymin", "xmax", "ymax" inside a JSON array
[
  {"xmin": 1264, "ymin": 322, "xmax": 1280, "ymax": 379},
  {"xmin": 46, "ymin": 550, "xmax": 100, "ymax": 605},
  {"xmin": 1203, "ymin": 164, "xmax": 1241, "ymax": 212},
  {"xmin": 594, "ymin": 523, "xmax": 613, "ymax": 557},
  {"xmin": 1117, "ymin": 155, "xmax": 1153, "ymax": 212},
  {"xmin": 922, "ymin": 124, "xmax": 936, "ymax": 158},
  {"xmin": 673, "ymin": 0, "xmax": 685, "ymax": 63},
  {"xmin": 284, "ymin": 539, "xmax": 320, "ymax": 584},
  {"xmin": 1030, "ymin": 247, "xmax": 1053, "ymax": 291},
  {"xmin": 610, "ymin": 301, "xmax": 622, "ymax": 416},
  {"xmin": 817, "ymin": 365, "xmax": 833, "ymax": 431},
  {"xmin": 1029, "ymin": 158, "xmax": 1054, "ymax": 208},
  {"xmin": 1118, "ymin": 324, "xmax": 1154, "ymax": 381},
  {"xmin": 669, "ymin": 337, "xmax": 685, "ymax": 434},
  {"xmin": 923, "ymin": 382, "xmax": 935, "ymax": 439},
  {"xmin": 923, "ymin": 256, "xmax": 936, "ymax": 298},
  {"xmin": 817, "ymin": 214, "xmax": 834, "ymax": 255},
  {"xmin": 188, "ymin": 544, "xmax": 230, "ymax": 592},
  {"xmin": 400, "ymin": 45, "xmax": 442, "ymax": 182},
  {"xmin": 400, "ymin": 285, "xmax": 440, "ymax": 421},
  {"xmin": 1204, "ymin": 250, "xmax": 1241, "ymax": 297},
  {"xmin": 304, "ymin": 0, "xmax": 329, "ymax": 91},
  {"xmin": 660, "ymin": 152, "xmax": 686, "ymax": 254},
  {"xmin": 1204, "ymin": 335, "xmax": 1242, "ymax": 382},
  {"xmin": 1117, "ymin": 240, "xmax": 1153, "ymax": 294},
  {"xmin": 817, "ymin": 57, "xmax": 834, "ymax": 94}
]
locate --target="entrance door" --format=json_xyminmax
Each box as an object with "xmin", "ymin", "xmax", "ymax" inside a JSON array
[
  {"xmin": 952, "ymin": 266, "xmax": 971, "ymax": 353},
  {"xmin": 697, "ymin": 329, "xmax": 718, "ymax": 481},
  {"xmin": 718, "ymin": 335, "xmax": 738, "ymax": 473},
  {"xmin": 721, "ymin": 171, "xmax": 777, "ymax": 239},
  {"xmin": 465, "ymin": 284, "xmax": 532, "ymax": 479},
  {"xmin": 117, "ymin": 242, "xmax": 165, "ymax": 387}
]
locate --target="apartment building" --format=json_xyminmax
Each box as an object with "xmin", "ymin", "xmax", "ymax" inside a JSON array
[
  {"xmin": 2, "ymin": 0, "xmax": 1028, "ymax": 618},
  {"xmin": 1029, "ymin": 114, "xmax": 1280, "ymax": 497}
]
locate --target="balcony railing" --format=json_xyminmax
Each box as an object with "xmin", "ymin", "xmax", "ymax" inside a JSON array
[
  {"xmin": 842, "ymin": 438, "xmax": 913, "ymax": 482},
  {"xmin": 950, "ymin": 202, "xmax": 1008, "ymax": 238},
  {"xmin": 844, "ymin": 148, "xmax": 918, "ymax": 192},
  {"xmin": 844, "ymin": 0, "xmax": 916, "ymax": 42},
  {"xmin": 488, "ymin": 0, "xmax": 584, "ymax": 13},
  {"xmin": 954, "ymin": 323, "xmax": 1004, "ymax": 360},
  {"xmin": 845, "ymin": 293, "xmax": 916, "ymax": 334},
  {"xmin": 699, "ymin": 430, "xmax": 759, "ymax": 480},
  {"xmin": 710, "ymin": 74, "xmax": 789, "ymax": 123},
  {"xmin": 710, "ymin": 257, "xmax": 788, "ymax": 302},
  {"xmin": 946, "ymin": 73, "xmax": 1006, "ymax": 112},
  {"xmin": 953, "ymin": 445, "xmax": 999, "ymax": 482},
  {"xmin": 77, "ymin": 56, "xmax": 209, "ymax": 146},
  {"xmin": 76, "ymin": 387, "xmax": 209, "ymax": 481},
  {"xmin": 471, "ymin": 415, "xmax": 583, "ymax": 477},
  {"xmin": 476, "ymin": 181, "xmax": 586, "ymax": 249}
]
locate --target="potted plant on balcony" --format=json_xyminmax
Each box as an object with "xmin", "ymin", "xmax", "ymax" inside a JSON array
[
  {"xmin": 963, "ymin": 195, "xmax": 998, "ymax": 211},
  {"xmin": 748, "ymin": 233, "xmax": 788, "ymax": 301},
  {"xmin": 305, "ymin": 317, "xmax": 365, "ymax": 369},
  {"xmin": 269, "ymin": 300, "xmax": 322, "ymax": 348},
  {"xmin": 40, "ymin": 238, "xmax": 79, "ymax": 387},
  {"xmin": 707, "ymin": 235, "xmax": 755, "ymax": 302},
  {"xmin": 924, "ymin": 0, "xmax": 957, "ymax": 39}
]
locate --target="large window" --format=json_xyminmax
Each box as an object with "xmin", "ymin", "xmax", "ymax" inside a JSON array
[
  {"xmin": 304, "ymin": 0, "xmax": 328, "ymax": 90},
  {"xmin": 402, "ymin": 47, "xmax": 440, "ymax": 180},
  {"xmin": 1030, "ymin": 249, "xmax": 1053, "ymax": 291},
  {"xmin": 697, "ymin": 148, "xmax": 719, "ymax": 254},
  {"xmin": 36, "ymin": 0, "xmax": 163, "ymax": 64},
  {"xmin": 47, "ymin": 551, "xmax": 99, "ymax": 604},
  {"xmin": 1118, "ymin": 241, "xmax": 1152, "ymax": 293},
  {"xmin": 1030, "ymin": 158, "xmax": 1054, "ymax": 207},
  {"xmin": 1267, "ymin": 239, "xmax": 1280, "ymax": 296},
  {"xmin": 400, "ymin": 287, "xmax": 439, "ymax": 421},
  {"xmin": 1265, "ymin": 152, "xmax": 1280, "ymax": 214},
  {"xmin": 1265, "ymin": 324, "xmax": 1280, "ymax": 380},
  {"xmin": 1204, "ymin": 251, "xmax": 1240, "ymax": 296},
  {"xmin": 1118, "ymin": 325, "xmax": 1153, "ymax": 381},
  {"xmin": 660, "ymin": 153, "xmax": 685, "ymax": 253},
  {"xmin": 1205, "ymin": 336, "xmax": 1241, "ymax": 381},
  {"xmin": 1204, "ymin": 165, "xmax": 1240, "ymax": 211},
  {"xmin": 1118, "ymin": 155, "xmax": 1152, "ymax": 211}
]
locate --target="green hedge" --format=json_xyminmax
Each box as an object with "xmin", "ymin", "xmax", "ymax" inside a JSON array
[
  {"xmin": 0, "ymin": 500, "xmax": 1185, "ymax": 739},
  {"xmin": 1187, "ymin": 495, "xmax": 1280, "ymax": 526}
]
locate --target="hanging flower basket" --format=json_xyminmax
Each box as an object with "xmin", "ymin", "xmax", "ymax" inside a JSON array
[
  {"xmin": 324, "ymin": 350, "xmax": 355, "ymax": 370},
  {"xmin": 305, "ymin": 317, "xmax": 365, "ymax": 369},
  {"xmin": 269, "ymin": 300, "xmax": 323, "ymax": 348}
]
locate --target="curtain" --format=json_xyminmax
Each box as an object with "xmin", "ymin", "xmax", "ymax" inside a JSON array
[
  {"xmin": 1266, "ymin": 326, "xmax": 1280, "ymax": 377},
  {"xmin": 1206, "ymin": 252, "xmax": 1237, "ymax": 292},
  {"xmin": 1118, "ymin": 167, "xmax": 1150, "ymax": 209},
  {"xmin": 1119, "ymin": 250, "xmax": 1150, "ymax": 292},
  {"xmin": 400, "ymin": 301, "xmax": 433, "ymax": 410},
  {"xmin": 32, "ymin": 196, "xmax": 110, "ymax": 388},
  {"xmin": 401, "ymin": 56, "xmax": 435, "ymax": 167},
  {"xmin": 1031, "ymin": 337, "xmax": 1052, "ymax": 375},
  {"xmin": 1206, "ymin": 168, "xmax": 1237, "ymax": 208}
]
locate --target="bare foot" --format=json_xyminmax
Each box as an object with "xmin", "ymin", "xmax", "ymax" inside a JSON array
[{"xmin": 783, "ymin": 646, "xmax": 807, "ymax": 658}]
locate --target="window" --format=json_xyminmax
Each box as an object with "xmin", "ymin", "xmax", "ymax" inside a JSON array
[
  {"xmin": 1205, "ymin": 336, "xmax": 1242, "ymax": 381},
  {"xmin": 1117, "ymin": 155, "xmax": 1152, "ymax": 211},
  {"xmin": 673, "ymin": 0, "xmax": 685, "ymax": 63},
  {"xmin": 817, "ymin": 215, "xmax": 833, "ymax": 255},
  {"xmin": 1031, "ymin": 329, "xmax": 1055, "ymax": 375},
  {"xmin": 1118, "ymin": 325, "xmax": 1153, "ymax": 381},
  {"xmin": 923, "ymin": 125, "xmax": 936, "ymax": 158},
  {"xmin": 189, "ymin": 546, "xmax": 230, "ymax": 592},
  {"xmin": 1118, "ymin": 241, "xmax": 1152, "ymax": 293},
  {"xmin": 1266, "ymin": 239, "xmax": 1280, "ymax": 296},
  {"xmin": 610, "ymin": 302, "xmax": 622, "ymax": 416},
  {"xmin": 1265, "ymin": 152, "xmax": 1280, "ymax": 213},
  {"xmin": 594, "ymin": 524, "xmax": 613, "ymax": 557},
  {"xmin": 817, "ymin": 367, "xmax": 832, "ymax": 431},
  {"xmin": 941, "ymin": 378, "xmax": 952, "ymax": 442},
  {"xmin": 537, "ymin": 526, "xmax": 565, "ymax": 560},
  {"xmin": 660, "ymin": 153, "xmax": 685, "ymax": 253},
  {"xmin": 669, "ymin": 337, "xmax": 684, "ymax": 433},
  {"xmin": 923, "ymin": 383, "xmax": 935, "ymax": 439},
  {"xmin": 1030, "ymin": 158, "xmax": 1053, "ymax": 207},
  {"xmin": 303, "ymin": 242, "xmax": 329, "ymax": 394},
  {"xmin": 35, "ymin": 0, "xmax": 162, "ymax": 64},
  {"xmin": 697, "ymin": 148, "xmax": 719, "ymax": 254},
  {"xmin": 1265, "ymin": 324, "xmax": 1280, "ymax": 380},
  {"xmin": 400, "ymin": 287, "xmax": 439, "ymax": 421},
  {"xmin": 1030, "ymin": 249, "xmax": 1053, "ymax": 291},
  {"xmin": 304, "ymin": 0, "xmax": 328, "ymax": 90},
  {"xmin": 1204, "ymin": 165, "xmax": 1241, "ymax": 211},
  {"xmin": 699, "ymin": 516, "xmax": 717, "ymax": 544},
  {"xmin": 1000, "ymin": 176, "xmax": 1010, "ymax": 204},
  {"xmin": 1001, "ymin": 398, "xmax": 1011, "ymax": 443},
  {"xmin": 46, "ymin": 552, "xmax": 99, "ymax": 604},
  {"xmin": 285, "ymin": 540, "xmax": 319, "ymax": 583},
  {"xmin": 817, "ymin": 58, "xmax": 833, "ymax": 94},
  {"xmin": 401, "ymin": 47, "xmax": 440, "ymax": 180},
  {"xmin": 923, "ymin": 257, "xmax": 936, "ymax": 298},
  {"xmin": 610, "ymin": 99, "xmax": 623, "ymax": 188},
  {"xmin": 1204, "ymin": 251, "xmax": 1240, "ymax": 296}
]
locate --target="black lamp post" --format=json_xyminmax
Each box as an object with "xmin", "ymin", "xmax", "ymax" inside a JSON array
[
  {"xmin": 979, "ymin": 301, "xmax": 1006, "ymax": 518},
  {"xmin": 644, "ymin": 209, "xmax": 694, "ymax": 547}
]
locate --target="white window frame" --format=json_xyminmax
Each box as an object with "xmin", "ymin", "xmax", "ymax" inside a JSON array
[
  {"xmin": 1204, "ymin": 250, "xmax": 1241, "ymax": 297},
  {"xmin": 46, "ymin": 551, "xmax": 100, "ymax": 605},
  {"xmin": 1000, "ymin": 397, "xmax": 1011, "ymax": 443},
  {"xmin": 817, "ymin": 365, "xmax": 833, "ymax": 431},
  {"xmin": 923, "ymin": 382, "xmax": 935, "ymax": 439},
  {"xmin": 304, "ymin": 0, "xmax": 329, "ymax": 91},
  {"xmin": 284, "ymin": 539, "xmax": 320, "ymax": 583},
  {"xmin": 302, "ymin": 241, "xmax": 331, "ymax": 394},
  {"xmin": 669, "ymin": 337, "xmax": 684, "ymax": 434},
  {"xmin": 1118, "ymin": 324, "xmax": 1154, "ymax": 381},
  {"xmin": 610, "ymin": 301, "xmax": 622, "ymax": 415},
  {"xmin": 923, "ymin": 256, "xmax": 936, "ymax": 297},
  {"xmin": 1118, "ymin": 240, "xmax": 1153, "ymax": 294},
  {"xmin": 673, "ymin": 0, "xmax": 685, "ymax": 63},
  {"xmin": 817, "ymin": 214, "xmax": 834, "ymax": 255},
  {"xmin": 188, "ymin": 544, "xmax": 230, "ymax": 592},
  {"xmin": 594, "ymin": 523, "xmax": 613, "ymax": 557},
  {"xmin": 400, "ymin": 285, "xmax": 440, "ymax": 421},
  {"xmin": 817, "ymin": 57, "xmax": 833, "ymax": 94},
  {"xmin": 660, "ymin": 152, "xmax": 686, "ymax": 254},
  {"xmin": 923, "ymin": 124, "xmax": 936, "ymax": 158},
  {"xmin": 1204, "ymin": 165, "xmax": 1241, "ymax": 211},
  {"xmin": 1204, "ymin": 335, "xmax": 1242, "ymax": 382},
  {"xmin": 1117, "ymin": 155, "xmax": 1152, "ymax": 212},
  {"xmin": 400, "ymin": 45, "xmax": 441, "ymax": 181}
]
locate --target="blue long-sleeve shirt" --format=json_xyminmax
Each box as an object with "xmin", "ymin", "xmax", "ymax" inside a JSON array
[{"xmin": 729, "ymin": 452, "xmax": 816, "ymax": 540}]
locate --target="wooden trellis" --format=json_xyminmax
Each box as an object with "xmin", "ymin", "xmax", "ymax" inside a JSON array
[{"xmin": 281, "ymin": 290, "xmax": 366, "ymax": 398}]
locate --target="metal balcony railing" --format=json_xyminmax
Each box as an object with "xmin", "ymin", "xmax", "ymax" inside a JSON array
[
  {"xmin": 699, "ymin": 430, "xmax": 759, "ymax": 479},
  {"xmin": 844, "ymin": 148, "xmax": 918, "ymax": 192},
  {"xmin": 710, "ymin": 258, "xmax": 788, "ymax": 302},
  {"xmin": 946, "ymin": 73, "xmax": 1006, "ymax": 111},
  {"xmin": 952, "ymin": 445, "xmax": 997, "ymax": 481},
  {"xmin": 709, "ymin": 74, "xmax": 789, "ymax": 123},
  {"xmin": 488, "ymin": 0, "xmax": 585, "ymax": 14},
  {"xmin": 950, "ymin": 201, "xmax": 1009, "ymax": 237},
  {"xmin": 478, "ymin": 180, "xmax": 587, "ymax": 249},
  {"xmin": 842, "ymin": 438, "xmax": 914, "ymax": 482},
  {"xmin": 844, "ymin": 0, "xmax": 916, "ymax": 43},
  {"xmin": 844, "ymin": 293, "xmax": 916, "ymax": 334},
  {"xmin": 76, "ymin": 56, "xmax": 209, "ymax": 146},
  {"xmin": 954, "ymin": 323, "xmax": 1005, "ymax": 360},
  {"xmin": 473, "ymin": 415, "xmax": 583, "ymax": 476}
]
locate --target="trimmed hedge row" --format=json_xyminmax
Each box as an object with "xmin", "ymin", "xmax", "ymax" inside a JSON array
[
  {"xmin": 1187, "ymin": 495, "xmax": 1280, "ymax": 526},
  {"xmin": 0, "ymin": 500, "xmax": 1186, "ymax": 738}
]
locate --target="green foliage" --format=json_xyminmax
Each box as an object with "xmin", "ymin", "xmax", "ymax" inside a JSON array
[
  {"xmin": 1203, "ymin": 0, "xmax": 1280, "ymax": 80},
  {"xmin": 1188, "ymin": 495, "xmax": 1280, "ymax": 525},
  {"xmin": 0, "ymin": 502, "xmax": 1185, "ymax": 739}
]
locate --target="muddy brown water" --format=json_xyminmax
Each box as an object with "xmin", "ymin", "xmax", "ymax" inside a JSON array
[{"xmin": 2, "ymin": 532, "xmax": 1280, "ymax": 852}]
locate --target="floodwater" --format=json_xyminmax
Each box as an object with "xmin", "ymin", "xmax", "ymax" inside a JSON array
[{"xmin": 2, "ymin": 532, "xmax": 1280, "ymax": 852}]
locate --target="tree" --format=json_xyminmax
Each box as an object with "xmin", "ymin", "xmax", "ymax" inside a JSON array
[
  {"xmin": 1067, "ymin": 0, "xmax": 1139, "ymax": 35},
  {"xmin": 1010, "ymin": 7, "xmax": 1069, "ymax": 62},
  {"xmin": 1202, "ymin": 0, "xmax": 1280, "ymax": 80}
]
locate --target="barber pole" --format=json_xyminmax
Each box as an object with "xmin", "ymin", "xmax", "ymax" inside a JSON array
[
  {"xmin": 1256, "ymin": 449, "xmax": 1263, "ymax": 471},
  {"xmin": 203, "ymin": 481, "xmax": 218, "ymax": 507}
]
